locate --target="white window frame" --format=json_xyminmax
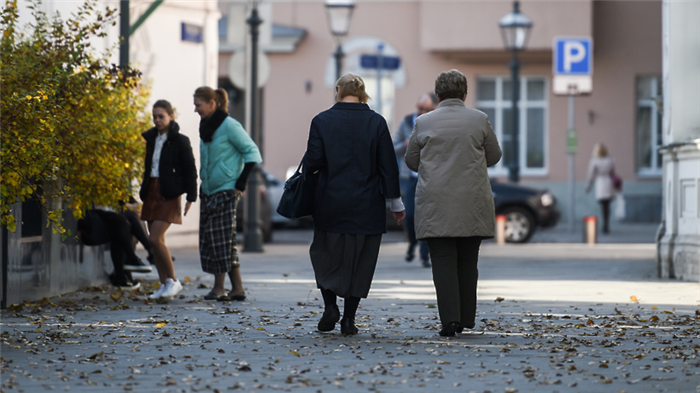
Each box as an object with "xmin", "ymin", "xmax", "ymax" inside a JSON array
[
  {"xmin": 476, "ymin": 76, "xmax": 549, "ymax": 177},
  {"xmin": 636, "ymin": 75, "xmax": 663, "ymax": 177}
]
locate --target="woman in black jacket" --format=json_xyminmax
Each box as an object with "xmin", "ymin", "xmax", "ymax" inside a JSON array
[
  {"xmin": 306, "ymin": 73, "xmax": 405, "ymax": 335},
  {"xmin": 140, "ymin": 100, "xmax": 197, "ymax": 300}
]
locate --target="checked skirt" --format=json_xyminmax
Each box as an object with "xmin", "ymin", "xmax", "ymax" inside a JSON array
[{"xmin": 199, "ymin": 190, "xmax": 240, "ymax": 274}]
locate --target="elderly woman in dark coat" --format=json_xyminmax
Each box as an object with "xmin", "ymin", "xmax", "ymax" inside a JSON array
[{"xmin": 306, "ymin": 73, "xmax": 405, "ymax": 335}]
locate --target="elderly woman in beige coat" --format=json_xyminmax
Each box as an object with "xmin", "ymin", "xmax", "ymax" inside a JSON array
[{"xmin": 405, "ymin": 69, "xmax": 502, "ymax": 337}]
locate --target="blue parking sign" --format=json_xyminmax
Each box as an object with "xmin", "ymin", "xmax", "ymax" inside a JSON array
[{"xmin": 554, "ymin": 37, "xmax": 592, "ymax": 75}]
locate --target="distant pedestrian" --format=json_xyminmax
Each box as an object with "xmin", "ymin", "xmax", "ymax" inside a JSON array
[
  {"xmin": 140, "ymin": 99, "xmax": 198, "ymax": 300},
  {"xmin": 405, "ymin": 69, "xmax": 502, "ymax": 336},
  {"xmin": 195, "ymin": 87, "xmax": 262, "ymax": 302},
  {"xmin": 393, "ymin": 93, "xmax": 437, "ymax": 268},
  {"xmin": 306, "ymin": 73, "xmax": 405, "ymax": 335},
  {"xmin": 585, "ymin": 143, "xmax": 618, "ymax": 234}
]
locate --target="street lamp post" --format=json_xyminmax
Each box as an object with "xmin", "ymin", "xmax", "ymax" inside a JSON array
[
  {"xmin": 244, "ymin": 4, "xmax": 263, "ymax": 252},
  {"xmin": 499, "ymin": 1, "xmax": 532, "ymax": 183},
  {"xmin": 325, "ymin": 0, "xmax": 355, "ymax": 82},
  {"xmin": 119, "ymin": 0, "xmax": 129, "ymax": 68}
]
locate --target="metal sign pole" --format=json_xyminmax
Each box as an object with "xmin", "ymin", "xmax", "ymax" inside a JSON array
[{"xmin": 567, "ymin": 92, "xmax": 576, "ymax": 234}]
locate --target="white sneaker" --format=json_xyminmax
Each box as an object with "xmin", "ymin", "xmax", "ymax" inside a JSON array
[
  {"xmin": 159, "ymin": 278, "xmax": 183, "ymax": 299},
  {"xmin": 148, "ymin": 282, "xmax": 166, "ymax": 300}
]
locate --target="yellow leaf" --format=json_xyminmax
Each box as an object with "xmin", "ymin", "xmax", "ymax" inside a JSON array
[
  {"xmin": 290, "ymin": 350, "xmax": 300, "ymax": 357},
  {"xmin": 156, "ymin": 323, "xmax": 165, "ymax": 328},
  {"xmin": 630, "ymin": 295, "xmax": 638, "ymax": 302},
  {"xmin": 652, "ymin": 306, "xmax": 658, "ymax": 310}
]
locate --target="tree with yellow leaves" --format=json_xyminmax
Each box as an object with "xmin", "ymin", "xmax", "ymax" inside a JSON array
[{"xmin": 1, "ymin": 0, "xmax": 149, "ymax": 235}]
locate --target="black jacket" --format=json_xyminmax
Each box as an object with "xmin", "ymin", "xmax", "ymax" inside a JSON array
[
  {"xmin": 139, "ymin": 122, "xmax": 197, "ymax": 203},
  {"xmin": 306, "ymin": 102, "xmax": 400, "ymax": 235}
]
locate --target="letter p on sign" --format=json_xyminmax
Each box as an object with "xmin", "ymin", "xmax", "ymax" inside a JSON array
[{"xmin": 563, "ymin": 41, "xmax": 586, "ymax": 72}]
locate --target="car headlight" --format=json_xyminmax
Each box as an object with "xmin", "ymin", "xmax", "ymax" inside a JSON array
[{"xmin": 540, "ymin": 192, "xmax": 554, "ymax": 207}]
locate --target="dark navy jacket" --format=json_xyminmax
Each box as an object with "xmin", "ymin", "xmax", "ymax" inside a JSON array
[{"xmin": 306, "ymin": 102, "xmax": 400, "ymax": 235}]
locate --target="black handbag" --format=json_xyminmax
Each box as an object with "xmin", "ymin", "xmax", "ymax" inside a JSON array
[
  {"xmin": 276, "ymin": 156, "xmax": 315, "ymax": 219},
  {"xmin": 76, "ymin": 209, "xmax": 109, "ymax": 246}
]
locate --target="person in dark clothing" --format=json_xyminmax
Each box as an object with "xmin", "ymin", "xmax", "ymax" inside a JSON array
[
  {"xmin": 122, "ymin": 200, "xmax": 154, "ymax": 268},
  {"xmin": 393, "ymin": 93, "xmax": 438, "ymax": 268},
  {"xmin": 140, "ymin": 100, "xmax": 198, "ymax": 300},
  {"xmin": 91, "ymin": 208, "xmax": 147, "ymax": 289},
  {"xmin": 306, "ymin": 73, "xmax": 405, "ymax": 335}
]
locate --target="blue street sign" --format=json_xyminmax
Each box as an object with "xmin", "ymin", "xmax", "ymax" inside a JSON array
[
  {"xmin": 554, "ymin": 37, "xmax": 592, "ymax": 75},
  {"xmin": 360, "ymin": 55, "xmax": 401, "ymax": 70},
  {"xmin": 181, "ymin": 23, "xmax": 203, "ymax": 43}
]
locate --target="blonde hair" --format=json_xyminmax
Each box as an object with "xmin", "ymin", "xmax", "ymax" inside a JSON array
[
  {"xmin": 593, "ymin": 143, "xmax": 609, "ymax": 158},
  {"xmin": 336, "ymin": 73, "xmax": 370, "ymax": 103},
  {"xmin": 193, "ymin": 86, "xmax": 229, "ymax": 113}
]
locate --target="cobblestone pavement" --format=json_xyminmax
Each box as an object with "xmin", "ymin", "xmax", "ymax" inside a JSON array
[{"xmin": 2, "ymin": 230, "xmax": 698, "ymax": 393}]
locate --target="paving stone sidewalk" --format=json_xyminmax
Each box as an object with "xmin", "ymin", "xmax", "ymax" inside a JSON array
[{"xmin": 1, "ymin": 233, "xmax": 698, "ymax": 393}]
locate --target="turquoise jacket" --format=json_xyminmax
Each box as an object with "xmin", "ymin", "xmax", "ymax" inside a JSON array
[{"xmin": 200, "ymin": 117, "xmax": 262, "ymax": 196}]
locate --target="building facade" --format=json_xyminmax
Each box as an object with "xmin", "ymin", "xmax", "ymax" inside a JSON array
[
  {"xmin": 657, "ymin": 0, "xmax": 700, "ymax": 282},
  {"xmin": 219, "ymin": 0, "xmax": 664, "ymax": 226}
]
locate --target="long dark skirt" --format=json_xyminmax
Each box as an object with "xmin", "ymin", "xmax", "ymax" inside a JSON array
[
  {"xmin": 309, "ymin": 229, "xmax": 382, "ymax": 298},
  {"xmin": 199, "ymin": 190, "xmax": 240, "ymax": 275}
]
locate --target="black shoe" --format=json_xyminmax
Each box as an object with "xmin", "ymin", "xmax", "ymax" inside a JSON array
[
  {"xmin": 439, "ymin": 321, "xmax": 461, "ymax": 337},
  {"xmin": 340, "ymin": 318, "xmax": 358, "ymax": 335},
  {"xmin": 405, "ymin": 247, "xmax": 415, "ymax": 262},
  {"xmin": 421, "ymin": 257, "xmax": 432, "ymax": 268},
  {"xmin": 317, "ymin": 304, "xmax": 340, "ymax": 332},
  {"xmin": 228, "ymin": 291, "xmax": 246, "ymax": 301},
  {"xmin": 125, "ymin": 258, "xmax": 153, "ymax": 273},
  {"xmin": 109, "ymin": 273, "xmax": 140, "ymax": 290}
]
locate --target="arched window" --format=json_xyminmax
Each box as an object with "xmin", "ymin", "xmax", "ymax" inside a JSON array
[{"xmin": 326, "ymin": 37, "xmax": 405, "ymax": 129}]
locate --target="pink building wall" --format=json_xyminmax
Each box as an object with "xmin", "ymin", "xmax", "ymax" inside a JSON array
[{"xmin": 220, "ymin": 0, "xmax": 663, "ymax": 222}]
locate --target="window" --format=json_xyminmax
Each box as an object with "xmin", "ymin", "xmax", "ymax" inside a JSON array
[
  {"xmin": 636, "ymin": 76, "xmax": 662, "ymax": 175},
  {"xmin": 476, "ymin": 77, "xmax": 548, "ymax": 176},
  {"xmin": 218, "ymin": 16, "xmax": 228, "ymax": 43},
  {"xmin": 364, "ymin": 76, "xmax": 395, "ymax": 130}
]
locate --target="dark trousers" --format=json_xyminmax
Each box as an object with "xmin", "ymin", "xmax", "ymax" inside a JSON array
[
  {"xmin": 599, "ymin": 198, "xmax": 611, "ymax": 233},
  {"xmin": 401, "ymin": 177, "xmax": 429, "ymax": 260},
  {"xmin": 123, "ymin": 209, "xmax": 152, "ymax": 253},
  {"xmin": 427, "ymin": 237, "xmax": 482, "ymax": 329},
  {"xmin": 94, "ymin": 210, "xmax": 142, "ymax": 283}
]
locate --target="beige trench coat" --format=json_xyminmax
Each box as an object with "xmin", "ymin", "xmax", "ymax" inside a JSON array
[{"xmin": 405, "ymin": 98, "xmax": 502, "ymax": 239}]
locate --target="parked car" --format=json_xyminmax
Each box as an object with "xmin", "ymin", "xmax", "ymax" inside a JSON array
[
  {"xmin": 236, "ymin": 169, "xmax": 273, "ymax": 243},
  {"xmin": 386, "ymin": 180, "xmax": 560, "ymax": 243},
  {"xmin": 492, "ymin": 180, "xmax": 560, "ymax": 243}
]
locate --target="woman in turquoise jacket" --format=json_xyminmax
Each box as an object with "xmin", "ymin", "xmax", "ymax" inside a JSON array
[{"xmin": 194, "ymin": 86, "xmax": 262, "ymax": 301}]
